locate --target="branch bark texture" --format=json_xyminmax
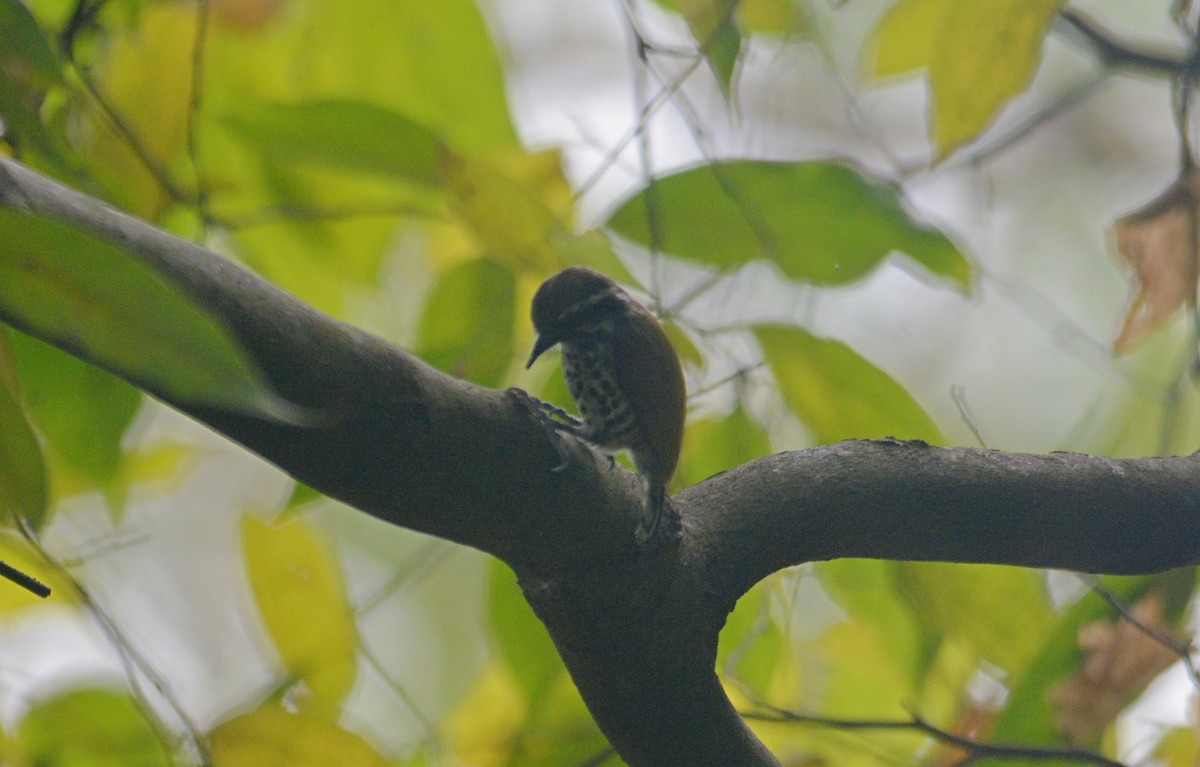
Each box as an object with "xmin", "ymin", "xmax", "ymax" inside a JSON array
[{"xmin": 3, "ymin": 157, "xmax": 1200, "ymax": 766}]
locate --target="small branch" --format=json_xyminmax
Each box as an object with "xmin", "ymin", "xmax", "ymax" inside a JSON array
[
  {"xmin": 18, "ymin": 526, "xmax": 209, "ymax": 763},
  {"xmin": 1058, "ymin": 8, "xmax": 1198, "ymax": 76},
  {"xmin": 572, "ymin": 746, "xmax": 618, "ymax": 767},
  {"xmin": 1083, "ymin": 578, "xmax": 1200, "ymax": 691},
  {"xmin": 187, "ymin": 0, "xmax": 212, "ymax": 236},
  {"xmin": 0, "ymin": 560, "xmax": 50, "ymax": 598},
  {"xmin": 72, "ymin": 68, "xmax": 195, "ymax": 205},
  {"xmin": 950, "ymin": 384, "xmax": 990, "ymax": 449},
  {"xmin": 745, "ymin": 705, "xmax": 1129, "ymax": 767},
  {"xmin": 214, "ymin": 201, "xmax": 434, "ymax": 230}
]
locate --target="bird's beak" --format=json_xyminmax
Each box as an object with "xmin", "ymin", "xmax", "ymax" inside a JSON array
[{"xmin": 526, "ymin": 334, "xmax": 556, "ymax": 369}]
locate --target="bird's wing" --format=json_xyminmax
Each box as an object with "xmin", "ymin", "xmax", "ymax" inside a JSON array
[{"xmin": 611, "ymin": 306, "xmax": 686, "ymax": 479}]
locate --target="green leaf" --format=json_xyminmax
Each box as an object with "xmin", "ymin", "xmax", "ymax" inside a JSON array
[
  {"xmin": 417, "ymin": 259, "xmax": 515, "ymax": 387},
  {"xmin": 755, "ymin": 325, "xmax": 942, "ymax": 444},
  {"xmin": 548, "ymin": 230, "xmax": 635, "ymax": 285},
  {"xmin": 488, "ymin": 559, "xmax": 564, "ymax": 704},
  {"xmin": 18, "ymin": 687, "xmax": 172, "ymax": 767},
  {"xmin": 0, "ymin": 334, "xmax": 46, "ymax": 531},
  {"xmin": 0, "ymin": 0, "xmax": 65, "ymax": 160},
  {"xmin": 606, "ymin": 160, "xmax": 969, "ymax": 288},
  {"xmin": 224, "ymin": 100, "xmax": 445, "ymax": 188},
  {"xmin": 717, "ymin": 583, "xmax": 783, "ymax": 695},
  {"xmin": 893, "ymin": 562, "xmax": 1054, "ymax": 673},
  {"xmin": 674, "ymin": 406, "xmax": 770, "ymax": 490},
  {"xmin": 0, "ymin": 0, "xmax": 61, "ymax": 88},
  {"xmin": 209, "ymin": 0, "xmax": 518, "ymax": 155},
  {"xmin": 816, "ymin": 560, "xmax": 932, "ymax": 699},
  {"xmin": 329, "ymin": 0, "xmax": 520, "ymax": 155},
  {"xmin": 676, "ymin": 0, "xmax": 742, "ymax": 96},
  {"xmin": 0, "ymin": 211, "xmax": 302, "ymax": 422},
  {"xmin": 10, "ymin": 330, "xmax": 140, "ymax": 495}
]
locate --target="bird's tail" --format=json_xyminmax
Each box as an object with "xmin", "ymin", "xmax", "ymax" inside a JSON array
[{"xmin": 637, "ymin": 481, "xmax": 667, "ymax": 545}]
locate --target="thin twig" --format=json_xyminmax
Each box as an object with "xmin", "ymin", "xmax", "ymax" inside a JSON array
[
  {"xmin": 357, "ymin": 640, "xmax": 439, "ymax": 745},
  {"xmin": 572, "ymin": 53, "xmax": 705, "ymax": 205},
  {"xmin": 1081, "ymin": 577, "xmax": 1200, "ymax": 691},
  {"xmin": 686, "ymin": 361, "xmax": 764, "ymax": 400},
  {"xmin": 58, "ymin": 0, "xmax": 111, "ymax": 58},
  {"xmin": 950, "ymin": 384, "xmax": 990, "ymax": 449},
  {"xmin": 617, "ymin": 0, "xmax": 780, "ymax": 308},
  {"xmin": 571, "ymin": 745, "xmax": 618, "ymax": 767},
  {"xmin": 215, "ymin": 201, "xmax": 435, "ymax": 230},
  {"xmin": 745, "ymin": 704, "xmax": 1129, "ymax": 767},
  {"xmin": 0, "ymin": 560, "xmax": 50, "ymax": 598},
  {"xmin": 929, "ymin": 73, "xmax": 1106, "ymax": 179},
  {"xmin": 187, "ymin": 0, "xmax": 212, "ymax": 237},
  {"xmin": 1057, "ymin": 9, "xmax": 1196, "ymax": 75},
  {"xmin": 356, "ymin": 540, "xmax": 452, "ymax": 616},
  {"xmin": 72, "ymin": 67, "xmax": 194, "ymax": 205},
  {"xmin": 16, "ymin": 522, "xmax": 210, "ymax": 764},
  {"xmin": 619, "ymin": 1, "xmax": 665, "ymax": 300}
]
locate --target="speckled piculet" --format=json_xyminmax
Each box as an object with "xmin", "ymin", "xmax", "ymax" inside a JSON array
[{"xmin": 525, "ymin": 267, "xmax": 686, "ymax": 544}]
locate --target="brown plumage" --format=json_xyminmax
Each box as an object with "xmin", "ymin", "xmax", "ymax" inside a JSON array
[{"xmin": 525, "ymin": 267, "xmax": 686, "ymax": 543}]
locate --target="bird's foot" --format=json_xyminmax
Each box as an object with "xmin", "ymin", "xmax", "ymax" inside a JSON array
[
  {"xmin": 508, "ymin": 388, "xmax": 580, "ymax": 472},
  {"xmin": 635, "ymin": 492, "xmax": 681, "ymax": 546}
]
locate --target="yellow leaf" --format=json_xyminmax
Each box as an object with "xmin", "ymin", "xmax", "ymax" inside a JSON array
[
  {"xmin": 1152, "ymin": 727, "xmax": 1199, "ymax": 767},
  {"xmin": 241, "ymin": 515, "xmax": 358, "ymax": 714},
  {"xmin": 81, "ymin": 4, "xmax": 198, "ymax": 218},
  {"xmin": 210, "ymin": 702, "xmax": 388, "ymax": 767},
  {"xmin": 737, "ymin": 0, "xmax": 811, "ymax": 37},
  {"xmin": 441, "ymin": 661, "xmax": 526, "ymax": 767},
  {"xmin": 929, "ymin": 0, "xmax": 1063, "ymax": 155},
  {"xmin": 440, "ymin": 152, "xmax": 569, "ymax": 273},
  {"xmin": 868, "ymin": 0, "xmax": 953, "ymax": 77},
  {"xmin": 867, "ymin": 0, "xmax": 1063, "ymax": 156},
  {"xmin": 119, "ymin": 442, "xmax": 195, "ymax": 490}
]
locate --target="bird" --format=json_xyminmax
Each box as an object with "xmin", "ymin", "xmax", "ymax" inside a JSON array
[{"xmin": 524, "ymin": 266, "xmax": 686, "ymax": 544}]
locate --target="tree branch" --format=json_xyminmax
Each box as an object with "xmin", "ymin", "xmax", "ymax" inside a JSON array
[
  {"xmin": 1057, "ymin": 8, "xmax": 1200, "ymax": 76},
  {"xmin": 744, "ymin": 706, "xmax": 1128, "ymax": 767},
  {"xmin": 4, "ymin": 156, "xmax": 1200, "ymax": 766},
  {"xmin": 689, "ymin": 442, "xmax": 1200, "ymax": 602},
  {"xmin": 0, "ymin": 156, "xmax": 770, "ymax": 766}
]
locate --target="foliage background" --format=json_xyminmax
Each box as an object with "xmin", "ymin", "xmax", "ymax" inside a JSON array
[{"xmin": 0, "ymin": 0, "xmax": 1198, "ymax": 766}]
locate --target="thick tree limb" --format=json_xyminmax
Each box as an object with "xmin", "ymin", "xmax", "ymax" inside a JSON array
[
  {"xmin": 690, "ymin": 443, "xmax": 1200, "ymax": 602},
  {"xmin": 3, "ymin": 156, "xmax": 1200, "ymax": 766}
]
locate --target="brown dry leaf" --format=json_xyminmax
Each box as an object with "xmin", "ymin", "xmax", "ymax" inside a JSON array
[
  {"xmin": 1113, "ymin": 169, "xmax": 1200, "ymax": 353},
  {"xmin": 1049, "ymin": 595, "xmax": 1179, "ymax": 744}
]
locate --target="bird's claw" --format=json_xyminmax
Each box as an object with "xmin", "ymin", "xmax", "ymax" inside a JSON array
[{"xmin": 509, "ymin": 388, "xmax": 578, "ymax": 471}]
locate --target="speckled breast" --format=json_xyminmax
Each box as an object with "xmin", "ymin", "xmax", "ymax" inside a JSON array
[{"xmin": 561, "ymin": 326, "xmax": 639, "ymax": 450}]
